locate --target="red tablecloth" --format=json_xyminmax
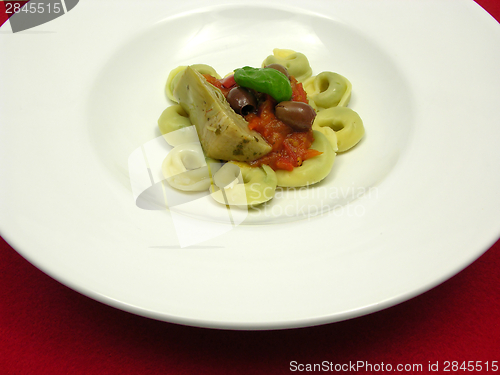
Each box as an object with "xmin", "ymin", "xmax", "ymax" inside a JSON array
[{"xmin": 1, "ymin": 1, "xmax": 500, "ymax": 374}]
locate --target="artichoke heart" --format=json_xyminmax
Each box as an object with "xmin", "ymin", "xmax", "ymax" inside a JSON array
[{"xmin": 173, "ymin": 66, "xmax": 272, "ymax": 162}]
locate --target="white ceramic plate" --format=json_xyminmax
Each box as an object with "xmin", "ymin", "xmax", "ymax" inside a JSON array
[{"xmin": 1, "ymin": 0, "xmax": 500, "ymax": 330}]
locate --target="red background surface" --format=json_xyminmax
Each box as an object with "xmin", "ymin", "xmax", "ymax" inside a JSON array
[
  {"xmin": 0, "ymin": 2, "xmax": 29, "ymax": 28},
  {"xmin": 1, "ymin": 1, "xmax": 499, "ymax": 374}
]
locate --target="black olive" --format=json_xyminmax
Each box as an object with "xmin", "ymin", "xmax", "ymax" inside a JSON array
[
  {"xmin": 275, "ymin": 101, "xmax": 316, "ymax": 131},
  {"xmin": 227, "ymin": 87, "xmax": 257, "ymax": 116},
  {"xmin": 264, "ymin": 64, "xmax": 290, "ymax": 80}
]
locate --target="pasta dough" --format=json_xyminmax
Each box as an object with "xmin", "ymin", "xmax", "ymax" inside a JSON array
[
  {"xmin": 313, "ymin": 125, "xmax": 339, "ymax": 153},
  {"xmin": 163, "ymin": 126, "xmax": 199, "ymax": 147},
  {"xmin": 262, "ymin": 49, "xmax": 312, "ymax": 82},
  {"xmin": 158, "ymin": 105, "xmax": 199, "ymax": 146},
  {"xmin": 312, "ymin": 107, "xmax": 364, "ymax": 152},
  {"xmin": 303, "ymin": 72, "xmax": 351, "ymax": 110},
  {"xmin": 210, "ymin": 162, "xmax": 277, "ymax": 207},
  {"xmin": 162, "ymin": 142, "xmax": 216, "ymax": 191}
]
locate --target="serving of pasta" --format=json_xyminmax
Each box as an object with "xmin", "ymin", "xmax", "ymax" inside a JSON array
[{"xmin": 157, "ymin": 49, "xmax": 365, "ymax": 208}]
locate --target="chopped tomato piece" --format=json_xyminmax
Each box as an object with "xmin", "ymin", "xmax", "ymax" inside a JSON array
[
  {"xmin": 291, "ymin": 77, "xmax": 308, "ymax": 103},
  {"xmin": 203, "ymin": 74, "xmax": 232, "ymax": 96},
  {"xmin": 246, "ymin": 95, "xmax": 319, "ymax": 171},
  {"xmin": 220, "ymin": 74, "xmax": 236, "ymax": 88}
]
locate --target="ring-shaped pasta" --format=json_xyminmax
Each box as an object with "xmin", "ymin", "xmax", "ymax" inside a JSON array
[
  {"xmin": 212, "ymin": 162, "xmax": 241, "ymax": 190},
  {"xmin": 303, "ymin": 72, "xmax": 352, "ymax": 110},
  {"xmin": 163, "ymin": 126, "xmax": 199, "ymax": 147},
  {"xmin": 158, "ymin": 105, "xmax": 198, "ymax": 146},
  {"xmin": 165, "ymin": 64, "xmax": 221, "ymax": 102},
  {"xmin": 275, "ymin": 131, "xmax": 336, "ymax": 187},
  {"xmin": 210, "ymin": 162, "xmax": 277, "ymax": 207},
  {"xmin": 162, "ymin": 142, "xmax": 216, "ymax": 191},
  {"xmin": 312, "ymin": 125, "xmax": 338, "ymax": 153},
  {"xmin": 262, "ymin": 48, "xmax": 312, "ymax": 82},
  {"xmin": 312, "ymin": 107, "xmax": 364, "ymax": 152}
]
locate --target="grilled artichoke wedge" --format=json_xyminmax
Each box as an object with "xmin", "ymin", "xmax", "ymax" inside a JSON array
[{"xmin": 173, "ymin": 67, "xmax": 271, "ymax": 162}]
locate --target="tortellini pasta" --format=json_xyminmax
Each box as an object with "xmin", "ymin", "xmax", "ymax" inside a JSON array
[
  {"xmin": 275, "ymin": 131, "xmax": 336, "ymax": 187},
  {"xmin": 303, "ymin": 72, "xmax": 352, "ymax": 110},
  {"xmin": 210, "ymin": 162, "xmax": 277, "ymax": 207},
  {"xmin": 163, "ymin": 126, "xmax": 199, "ymax": 147},
  {"xmin": 262, "ymin": 48, "xmax": 312, "ymax": 82},
  {"xmin": 165, "ymin": 64, "xmax": 221, "ymax": 102},
  {"xmin": 162, "ymin": 142, "xmax": 217, "ymax": 191},
  {"xmin": 158, "ymin": 105, "xmax": 199, "ymax": 146},
  {"xmin": 312, "ymin": 125, "xmax": 339, "ymax": 153},
  {"xmin": 312, "ymin": 107, "xmax": 364, "ymax": 152},
  {"xmin": 156, "ymin": 49, "xmax": 365, "ymax": 208}
]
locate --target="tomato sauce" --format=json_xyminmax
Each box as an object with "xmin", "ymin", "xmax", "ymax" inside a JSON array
[
  {"xmin": 290, "ymin": 76, "xmax": 309, "ymax": 104},
  {"xmin": 203, "ymin": 74, "xmax": 232, "ymax": 96},
  {"xmin": 203, "ymin": 73, "xmax": 321, "ymax": 171},
  {"xmin": 245, "ymin": 96, "xmax": 320, "ymax": 171}
]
